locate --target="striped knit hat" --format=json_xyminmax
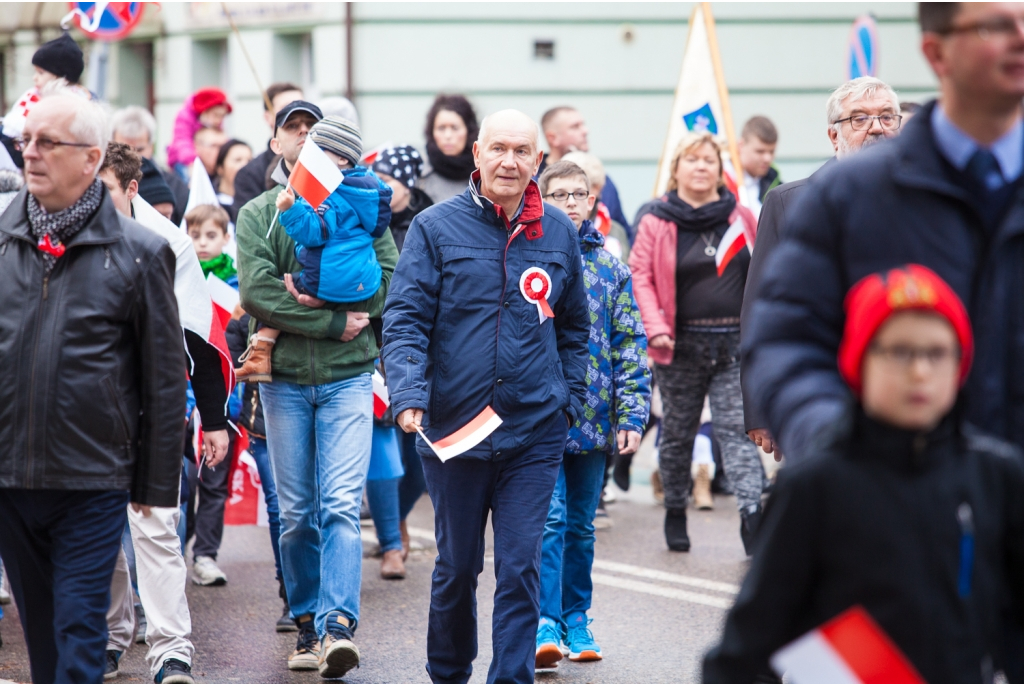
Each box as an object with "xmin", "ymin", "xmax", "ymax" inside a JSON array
[{"xmin": 308, "ymin": 116, "xmax": 362, "ymax": 167}]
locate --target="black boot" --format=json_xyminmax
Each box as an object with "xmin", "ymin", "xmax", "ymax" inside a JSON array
[
  {"xmin": 612, "ymin": 450, "xmax": 633, "ymax": 492},
  {"xmin": 276, "ymin": 578, "xmax": 297, "ymax": 632},
  {"xmin": 665, "ymin": 508, "xmax": 690, "ymax": 552},
  {"xmin": 740, "ymin": 505, "xmax": 763, "ymax": 556}
]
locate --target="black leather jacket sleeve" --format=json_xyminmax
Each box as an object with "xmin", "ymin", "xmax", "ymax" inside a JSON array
[{"xmin": 132, "ymin": 242, "xmax": 188, "ymax": 507}]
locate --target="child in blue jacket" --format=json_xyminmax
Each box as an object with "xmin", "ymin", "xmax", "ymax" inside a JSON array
[
  {"xmin": 535, "ymin": 161, "xmax": 651, "ymax": 669},
  {"xmin": 236, "ymin": 116, "xmax": 392, "ymax": 382}
]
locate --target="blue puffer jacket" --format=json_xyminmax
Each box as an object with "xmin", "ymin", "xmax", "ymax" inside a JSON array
[
  {"xmin": 382, "ymin": 172, "xmax": 590, "ymax": 460},
  {"xmin": 281, "ymin": 166, "xmax": 392, "ymax": 303},
  {"xmin": 567, "ymin": 220, "xmax": 650, "ymax": 454},
  {"xmin": 745, "ymin": 100, "xmax": 1024, "ymax": 464}
]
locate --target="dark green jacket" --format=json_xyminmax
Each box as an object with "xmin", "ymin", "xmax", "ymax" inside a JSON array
[{"xmin": 236, "ymin": 178, "xmax": 399, "ymax": 385}]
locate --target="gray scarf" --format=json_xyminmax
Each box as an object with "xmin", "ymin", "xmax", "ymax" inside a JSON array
[{"xmin": 27, "ymin": 178, "xmax": 103, "ymax": 275}]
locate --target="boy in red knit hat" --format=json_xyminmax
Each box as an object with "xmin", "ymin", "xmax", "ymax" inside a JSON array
[{"xmin": 703, "ymin": 265, "xmax": 1024, "ymax": 683}]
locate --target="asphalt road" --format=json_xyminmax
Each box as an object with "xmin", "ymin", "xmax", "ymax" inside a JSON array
[{"xmin": 0, "ymin": 435, "xmax": 756, "ymax": 684}]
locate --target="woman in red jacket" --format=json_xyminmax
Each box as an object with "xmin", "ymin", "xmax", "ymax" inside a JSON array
[{"xmin": 630, "ymin": 131, "xmax": 762, "ymax": 554}]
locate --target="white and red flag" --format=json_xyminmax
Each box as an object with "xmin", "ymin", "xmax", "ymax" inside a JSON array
[
  {"xmin": 770, "ymin": 606, "xmax": 924, "ymax": 684},
  {"xmin": 715, "ymin": 217, "xmax": 749, "ymax": 277},
  {"xmin": 133, "ymin": 196, "xmax": 235, "ymax": 398},
  {"xmin": 290, "ymin": 139, "xmax": 343, "ymax": 209},
  {"xmin": 372, "ymin": 370, "xmax": 390, "ymax": 419},
  {"xmin": 416, "ymin": 406, "xmax": 503, "ymax": 462},
  {"xmin": 224, "ymin": 428, "xmax": 269, "ymax": 527}
]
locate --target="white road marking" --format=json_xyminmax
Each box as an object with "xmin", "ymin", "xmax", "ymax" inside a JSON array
[
  {"xmin": 592, "ymin": 559, "xmax": 739, "ymax": 595},
  {"xmin": 590, "ymin": 572, "xmax": 733, "ymax": 609}
]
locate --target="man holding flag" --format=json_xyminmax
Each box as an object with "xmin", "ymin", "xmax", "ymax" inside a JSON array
[
  {"xmin": 236, "ymin": 100, "xmax": 399, "ymax": 679},
  {"xmin": 382, "ymin": 109, "xmax": 590, "ymax": 683}
]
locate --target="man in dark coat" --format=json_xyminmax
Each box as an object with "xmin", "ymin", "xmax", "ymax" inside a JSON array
[
  {"xmin": 0, "ymin": 92, "xmax": 185, "ymax": 683},
  {"xmin": 740, "ymin": 76, "xmax": 900, "ymax": 454},
  {"xmin": 744, "ymin": 4, "xmax": 1024, "ymax": 672},
  {"xmin": 383, "ymin": 109, "xmax": 590, "ymax": 683}
]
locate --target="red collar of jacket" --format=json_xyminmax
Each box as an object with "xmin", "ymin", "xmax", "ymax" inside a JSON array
[{"xmin": 469, "ymin": 169, "xmax": 545, "ymax": 240}]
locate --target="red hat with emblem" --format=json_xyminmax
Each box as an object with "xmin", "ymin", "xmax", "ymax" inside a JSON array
[{"xmin": 838, "ymin": 264, "xmax": 973, "ymax": 396}]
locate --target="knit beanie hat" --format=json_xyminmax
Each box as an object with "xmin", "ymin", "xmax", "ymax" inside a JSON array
[
  {"xmin": 838, "ymin": 264, "xmax": 973, "ymax": 396},
  {"xmin": 371, "ymin": 145, "xmax": 424, "ymax": 188},
  {"xmin": 137, "ymin": 158, "xmax": 176, "ymax": 207},
  {"xmin": 32, "ymin": 33, "xmax": 84, "ymax": 84},
  {"xmin": 193, "ymin": 87, "xmax": 232, "ymax": 115},
  {"xmin": 308, "ymin": 116, "xmax": 362, "ymax": 167}
]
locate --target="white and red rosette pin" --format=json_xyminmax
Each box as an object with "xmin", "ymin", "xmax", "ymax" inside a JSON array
[{"xmin": 519, "ymin": 266, "xmax": 556, "ymax": 323}]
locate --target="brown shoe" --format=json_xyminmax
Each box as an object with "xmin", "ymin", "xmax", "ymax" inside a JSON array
[
  {"xmin": 399, "ymin": 519, "xmax": 410, "ymax": 561},
  {"xmin": 381, "ymin": 549, "xmax": 406, "ymax": 580},
  {"xmin": 235, "ymin": 335, "xmax": 275, "ymax": 383},
  {"xmin": 692, "ymin": 463, "xmax": 714, "ymax": 510}
]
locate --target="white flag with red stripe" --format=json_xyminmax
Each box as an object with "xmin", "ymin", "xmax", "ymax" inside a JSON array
[
  {"xmin": 372, "ymin": 370, "xmax": 390, "ymax": 419},
  {"xmin": 290, "ymin": 140, "xmax": 343, "ymax": 209},
  {"xmin": 133, "ymin": 196, "xmax": 235, "ymax": 398},
  {"xmin": 416, "ymin": 406, "xmax": 503, "ymax": 462},
  {"xmin": 770, "ymin": 606, "xmax": 924, "ymax": 684},
  {"xmin": 715, "ymin": 217, "xmax": 748, "ymax": 277}
]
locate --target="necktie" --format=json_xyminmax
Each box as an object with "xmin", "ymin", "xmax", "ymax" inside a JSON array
[{"xmin": 966, "ymin": 148, "xmax": 1003, "ymax": 191}]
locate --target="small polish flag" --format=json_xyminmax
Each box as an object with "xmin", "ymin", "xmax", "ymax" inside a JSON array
[
  {"xmin": 770, "ymin": 606, "xmax": 924, "ymax": 684},
  {"xmin": 290, "ymin": 139, "xmax": 343, "ymax": 209},
  {"xmin": 361, "ymin": 140, "xmax": 395, "ymax": 166},
  {"xmin": 715, "ymin": 217, "xmax": 749, "ymax": 277},
  {"xmin": 372, "ymin": 370, "xmax": 390, "ymax": 419},
  {"xmin": 416, "ymin": 406, "xmax": 503, "ymax": 462},
  {"xmin": 206, "ymin": 273, "xmax": 240, "ymax": 332}
]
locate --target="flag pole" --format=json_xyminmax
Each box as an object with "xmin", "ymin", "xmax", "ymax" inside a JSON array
[
  {"xmin": 702, "ymin": 2, "xmax": 744, "ymax": 187},
  {"xmin": 221, "ymin": 3, "xmax": 274, "ymax": 112},
  {"xmin": 265, "ymin": 184, "xmax": 293, "ymax": 239}
]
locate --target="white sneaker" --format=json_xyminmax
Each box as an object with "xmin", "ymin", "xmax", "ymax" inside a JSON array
[
  {"xmin": 191, "ymin": 555, "xmax": 227, "ymax": 586},
  {"xmin": 0, "ymin": 569, "xmax": 10, "ymax": 604}
]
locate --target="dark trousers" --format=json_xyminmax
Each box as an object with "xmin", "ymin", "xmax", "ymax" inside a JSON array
[
  {"xmin": 421, "ymin": 413, "xmax": 566, "ymax": 684},
  {"xmin": 398, "ymin": 430, "xmax": 426, "ymax": 521},
  {"xmin": 187, "ymin": 433, "xmax": 232, "ymax": 560},
  {"xmin": 0, "ymin": 489, "xmax": 129, "ymax": 683}
]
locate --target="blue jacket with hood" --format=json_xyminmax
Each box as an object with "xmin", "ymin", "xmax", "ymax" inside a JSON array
[
  {"xmin": 381, "ymin": 172, "xmax": 590, "ymax": 460},
  {"xmin": 280, "ymin": 165, "xmax": 392, "ymax": 303}
]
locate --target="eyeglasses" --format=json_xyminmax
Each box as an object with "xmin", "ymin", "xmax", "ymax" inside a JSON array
[
  {"xmin": 832, "ymin": 114, "xmax": 903, "ymax": 131},
  {"xmin": 942, "ymin": 16, "xmax": 1024, "ymax": 41},
  {"xmin": 14, "ymin": 136, "xmax": 94, "ymax": 153},
  {"xmin": 869, "ymin": 344, "xmax": 960, "ymax": 369},
  {"xmin": 543, "ymin": 190, "xmax": 589, "ymax": 202}
]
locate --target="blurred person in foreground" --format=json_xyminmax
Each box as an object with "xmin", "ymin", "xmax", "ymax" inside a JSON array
[{"xmin": 705, "ymin": 266, "xmax": 1024, "ymax": 684}]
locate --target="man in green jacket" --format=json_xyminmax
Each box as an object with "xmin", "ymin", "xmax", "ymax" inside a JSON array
[{"xmin": 236, "ymin": 100, "xmax": 398, "ymax": 680}]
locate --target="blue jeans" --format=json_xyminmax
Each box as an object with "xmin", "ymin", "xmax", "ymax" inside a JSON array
[
  {"xmin": 421, "ymin": 412, "xmax": 566, "ymax": 684},
  {"xmin": 248, "ymin": 435, "xmax": 284, "ymax": 582},
  {"xmin": 366, "ymin": 477, "xmax": 402, "ymax": 553},
  {"xmin": 259, "ymin": 375, "xmax": 372, "ymax": 634},
  {"xmin": 539, "ymin": 451, "xmax": 607, "ymax": 628},
  {"xmin": 0, "ymin": 489, "xmax": 130, "ymax": 684}
]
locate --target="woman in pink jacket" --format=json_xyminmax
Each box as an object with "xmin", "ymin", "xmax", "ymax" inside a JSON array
[
  {"xmin": 166, "ymin": 87, "xmax": 232, "ymax": 179},
  {"xmin": 629, "ymin": 131, "xmax": 762, "ymax": 555}
]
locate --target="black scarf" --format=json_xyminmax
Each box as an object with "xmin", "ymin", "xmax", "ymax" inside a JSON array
[
  {"xmin": 425, "ymin": 138, "xmax": 477, "ymax": 182},
  {"xmin": 27, "ymin": 178, "xmax": 103, "ymax": 275},
  {"xmin": 637, "ymin": 186, "xmax": 736, "ymax": 234}
]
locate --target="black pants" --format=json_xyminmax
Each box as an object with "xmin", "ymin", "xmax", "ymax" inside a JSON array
[
  {"xmin": 0, "ymin": 488, "xmax": 129, "ymax": 683},
  {"xmin": 420, "ymin": 412, "xmax": 566, "ymax": 684},
  {"xmin": 187, "ymin": 442, "xmax": 231, "ymax": 561}
]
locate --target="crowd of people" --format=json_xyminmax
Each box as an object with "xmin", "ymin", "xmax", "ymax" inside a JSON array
[{"xmin": 0, "ymin": 2, "xmax": 1023, "ymax": 684}]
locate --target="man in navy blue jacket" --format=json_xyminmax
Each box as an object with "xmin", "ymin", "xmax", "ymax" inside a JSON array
[
  {"xmin": 383, "ymin": 109, "xmax": 589, "ymax": 684},
  {"xmin": 744, "ymin": 4, "xmax": 1024, "ymax": 674}
]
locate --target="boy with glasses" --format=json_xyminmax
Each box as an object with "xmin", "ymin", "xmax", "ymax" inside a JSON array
[
  {"xmin": 534, "ymin": 161, "xmax": 650, "ymax": 670},
  {"xmin": 706, "ymin": 265, "xmax": 1024, "ymax": 683}
]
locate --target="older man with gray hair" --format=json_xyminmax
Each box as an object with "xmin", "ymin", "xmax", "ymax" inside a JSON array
[
  {"xmin": 111, "ymin": 105, "xmax": 189, "ymax": 223},
  {"xmin": 740, "ymin": 76, "xmax": 901, "ymax": 456},
  {"xmin": 383, "ymin": 109, "xmax": 590, "ymax": 683},
  {"xmin": 0, "ymin": 89, "xmax": 185, "ymax": 683}
]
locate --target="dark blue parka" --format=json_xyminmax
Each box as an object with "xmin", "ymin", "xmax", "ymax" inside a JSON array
[
  {"xmin": 744, "ymin": 100, "xmax": 1024, "ymax": 463},
  {"xmin": 382, "ymin": 173, "xmax": 590, "ymax": 460}
]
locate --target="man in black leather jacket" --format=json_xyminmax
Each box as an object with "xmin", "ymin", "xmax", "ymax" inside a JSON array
[{"xmin": 0, "ymin": 91, "xmax": 185, "ymax": 683}]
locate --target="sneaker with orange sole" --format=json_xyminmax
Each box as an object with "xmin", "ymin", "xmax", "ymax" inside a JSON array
[
  {"xmin": 565, "ymin": 612, "xmax": 603, "ymax": 662},
  {"xmin": 535, "ymin": 618, "xmax": 564, "ymax": 670}
]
